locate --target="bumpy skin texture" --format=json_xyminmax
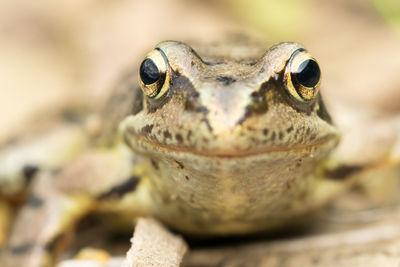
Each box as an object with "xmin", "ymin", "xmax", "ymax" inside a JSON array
[
  {"xmin": 121, "ymin": 41, "xmax": 339, "ymax": 233},
  {"xmin": 2, "ymin": 40, "xmax": 344, "ymax": 266}
]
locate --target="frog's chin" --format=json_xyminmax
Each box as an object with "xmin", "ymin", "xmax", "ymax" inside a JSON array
[{"xmin": 129, "ymin": 133, "xmax": 339, "ymax": 159}]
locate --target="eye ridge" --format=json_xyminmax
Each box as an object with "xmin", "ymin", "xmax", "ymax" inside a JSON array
[
  {"xmin": 140, "ymin": 59, "xmax": 160, "ymax": 85},
  {"xmin": 294, "ymin": 59, "xmax": 320, "ymax": 88}
]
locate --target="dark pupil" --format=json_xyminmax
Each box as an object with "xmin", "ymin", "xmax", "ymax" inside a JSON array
[
  {"xmin": 294, "ymin": 59, "xmax": 320, "ymax": 88},
  {"xmin": 140, "ymin": 59, "xmax": 160, "ymax": 85}
]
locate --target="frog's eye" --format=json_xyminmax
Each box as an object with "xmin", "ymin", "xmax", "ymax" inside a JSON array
[
  {"xmin": 284, "ymin": 49, "xmax": 321, "ymax": 102},
  {"xmin": 139, "ymin": 49, "xmax": 170, "ymax": 99}
]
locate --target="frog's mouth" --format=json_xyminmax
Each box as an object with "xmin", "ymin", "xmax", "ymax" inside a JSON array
[{"xmin": 127, "ymin": 132, "xmax": 339, "ymax": 158}]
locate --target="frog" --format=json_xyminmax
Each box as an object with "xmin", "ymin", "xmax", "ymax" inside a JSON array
[{"xmin": 1, "ymin": 39, "xmax": 399, "ymax": 267}]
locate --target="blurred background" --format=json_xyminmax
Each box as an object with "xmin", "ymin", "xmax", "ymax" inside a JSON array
[{"xmin": 0, "ymin": 0, "xmax": 399, "ymax": 141}]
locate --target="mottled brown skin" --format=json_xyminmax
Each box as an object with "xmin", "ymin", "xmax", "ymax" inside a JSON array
[
  {"xmin": 0, "ymin": 40, "xmax": 353, "ymax": 266},
  {"xmin": 121, "ymin": 41, "xmax": 339, "ymax": 234}
]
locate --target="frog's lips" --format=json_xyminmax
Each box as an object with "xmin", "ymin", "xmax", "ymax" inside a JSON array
[{"xmin": 131, "ymin": 134, "xmax": 338, "ymax": 158}]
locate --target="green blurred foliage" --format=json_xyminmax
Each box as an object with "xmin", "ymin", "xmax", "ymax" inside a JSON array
[
  {"xmin": 369, "ymin": 0, "xmax": 400, "ymax": 34},
  {"xmin": 225, "ymin": 0, "xmax": 310, "ymax": 40}
]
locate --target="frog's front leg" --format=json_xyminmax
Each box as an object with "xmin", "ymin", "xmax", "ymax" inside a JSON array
[
  {"xmin": 5, "ymin": 148, "xmax": 152, "ymax": 267},
  {"xmin": 314, "ymin": 115, "xmax": 400, "ymax": 216},
  {"xmin": 0, "ymin": 115, "xmax": 90, "ymax": 198}
]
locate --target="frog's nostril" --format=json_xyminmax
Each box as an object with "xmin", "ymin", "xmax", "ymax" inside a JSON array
[{"xmin": 216, "ymin": 76, "xmax": 236, "ymax": 85}]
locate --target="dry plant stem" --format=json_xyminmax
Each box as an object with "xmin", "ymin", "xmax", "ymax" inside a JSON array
[
  {"xmin": 122, "ymin": 217, "xmax": 188, "ymax": 267},
  {"xmin": 183, "ymin": 219, "xmax": 400, "ymax": 267}
]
